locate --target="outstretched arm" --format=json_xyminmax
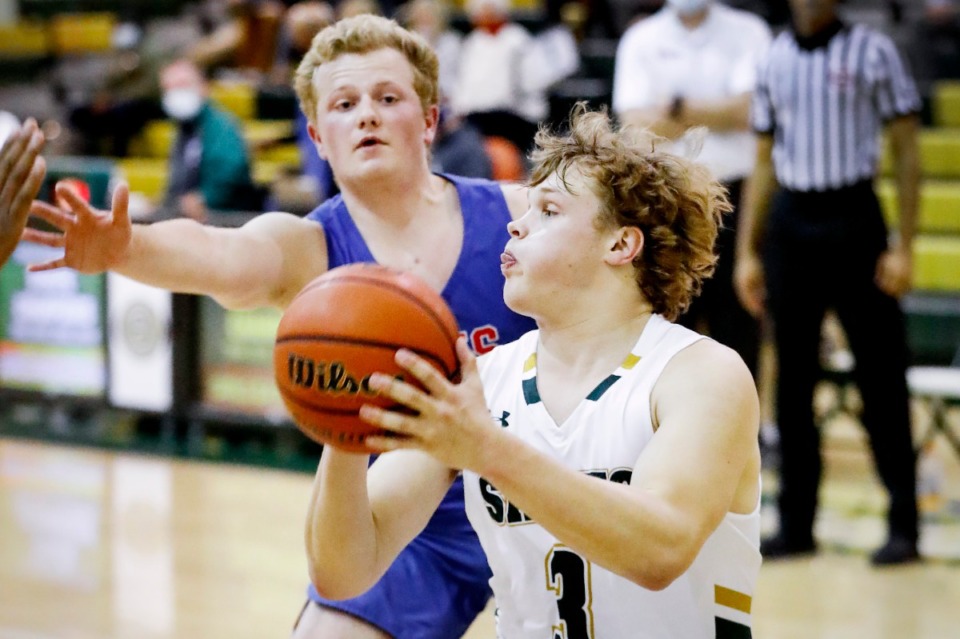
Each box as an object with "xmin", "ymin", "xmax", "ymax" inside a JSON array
[
  {"xmin": 0, "ymin": 120, "xmax": 46, "ymax": 267},
  {"xmin": 24, "ymin": 181, "xmax": 327, "ymax": 310},
  {"xmin": 362, "ymin": 339, "xmax": 761, "ymax": 590},
  {"xmin": 306, "ymin": 448, "xmax": 456, "ymax": 600}
]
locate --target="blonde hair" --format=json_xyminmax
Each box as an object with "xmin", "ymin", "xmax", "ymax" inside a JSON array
[
  {"xmin": 529, "ymin": 104, "xmax": 730, "ymax": 321},
  {"xmin": 293, "ymin": 14, "xmax": 439, "ymax": 126}
]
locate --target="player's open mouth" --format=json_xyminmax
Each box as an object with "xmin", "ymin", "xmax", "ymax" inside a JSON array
[{"xmin": 357, "ymin": 136, "xmax": 383, "ymax": 149}]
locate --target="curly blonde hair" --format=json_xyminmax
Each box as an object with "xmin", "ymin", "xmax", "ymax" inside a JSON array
[
  {"xmin": 529, "ymin": 104, "xmax": 730, "ymax": 321},
  {"xmin": 293, "ymin": 15, "xmax": 440, "ymax": 127}
]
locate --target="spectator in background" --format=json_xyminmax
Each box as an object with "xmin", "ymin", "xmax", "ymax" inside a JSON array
[
  {"xmin": 272, "ymin": 0, "xmax": 337, "ymax": 84},
  {"xmin": 65, "ymin": 17, "xmax": 166, "ymax": 157},
  {"xmin": 268, "ymin": 1, "xmax": 339, "ymax": 213},
  {"xmin": 337, "ymin": 0, "xmax": 383, "ymax": 19},
  {"xmin": 452, "ymin": 0, "xmax": 554, "ymax": 154},
  {"xmin": 431, "ymin": 104, "xmax": 493, "ymax": 180},
  {"xmin": 613, "ymin": 0, "xmax": 771, "ymax": 381},
  {"xmin": 189, "ymin": 0, "xmax": 287, "ymax": 78},
  {"xmin": 158, "ymin": 59, "xmax": 256, "ymax": 221},
  {"xmin": 400, "ymin": 0, "xmax": 462, "ymax": 100},
  {"xmin": 905, "ymin": 0, "xmax": 960, "ymax": 111}
]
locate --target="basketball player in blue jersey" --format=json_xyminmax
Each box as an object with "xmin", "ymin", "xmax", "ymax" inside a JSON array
[
  {"xmin": 0, "ymin": 15, "xmax": 535, "ymax": 639},
  {"xmin": 306, "ymin": 106, "xmax": 764, "ymax": 638}
]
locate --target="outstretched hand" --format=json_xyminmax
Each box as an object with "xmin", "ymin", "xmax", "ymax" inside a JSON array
[
  {"xmin": 24, "ymin": 181, "xmax": 132, "ymax": 273},
  {"xmin": 360, "ymin": 337, "xmax": 500, "ymax": 471},
  {"xmin": 0, "ymin": 119, "xmax": 46, "ymax": 265}
]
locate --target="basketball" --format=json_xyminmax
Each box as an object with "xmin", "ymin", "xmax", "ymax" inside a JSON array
[{"xmin": 274, "ymin": 263, "xmax": 460, "ymax": 452}]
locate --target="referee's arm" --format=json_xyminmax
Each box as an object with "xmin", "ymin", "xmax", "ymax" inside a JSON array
[
  {"xmin": 877, "ymin": 114, "xmax": 921, "ymax": 297},
  {"xmin": 734, "ymin": 133, "xmax": 776, "ymax": 317}
]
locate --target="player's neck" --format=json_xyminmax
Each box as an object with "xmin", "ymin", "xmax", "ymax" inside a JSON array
[
  {"xmin": 340, "ymin": 169, "xmax": 445, "ymax": 224},
  {"xmin": 537, "ymin": 301, "xmax": 654, "ymax": 373}
]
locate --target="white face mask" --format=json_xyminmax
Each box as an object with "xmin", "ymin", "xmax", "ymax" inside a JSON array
[
  {"xmin": 162, "ymin": 88, "xmax": 204, "ymax": 122},
  {"xmin": 667, "ymin": 0, "xmax": 710, "ymax": 17}
]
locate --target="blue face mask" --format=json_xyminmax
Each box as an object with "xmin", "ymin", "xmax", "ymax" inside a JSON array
[{"xmin": 667, "ymin": 0, "xmax": 710, "ymax": 16}]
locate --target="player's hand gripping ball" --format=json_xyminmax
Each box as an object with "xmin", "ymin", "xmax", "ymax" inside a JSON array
[{"xmin": 274, "ymin": 264, "xmax": 460, "ymax": 452}]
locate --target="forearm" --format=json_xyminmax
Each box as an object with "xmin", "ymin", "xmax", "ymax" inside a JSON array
[
  {"xmin": 736, "ymin": 139, "xmax": 777, "ymax": 258},
  {"xmin": 120, "ymin": 220, "xmax": 281, "ymax": 308},
  {"xmin": 305, "ymin": 451, "xmax": 384, "ymax": 600},
  {"xmin": 680, "ymin": 93, "xmax": 751, "ymax": 132},
  {"xmin": 477, "ymin": 432, "xmax": 698, "ymax": 590},
  {"xmin": 892, "ymin": 127, "xmax": 920, "ymax": 251},
  {"xmin": 618, "ymin": 108, "xmax": 686, "ymax": 140}
]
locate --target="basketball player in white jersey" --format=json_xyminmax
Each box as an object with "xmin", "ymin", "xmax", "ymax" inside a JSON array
[{"xmin": 306, "ymin": 105, "xmax": 763, "ymax": 638}]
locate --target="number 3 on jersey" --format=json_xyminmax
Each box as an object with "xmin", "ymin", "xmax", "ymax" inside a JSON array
[{"xmin": 546, "ymin": 545, "xmax": 594, "ymax": 639}]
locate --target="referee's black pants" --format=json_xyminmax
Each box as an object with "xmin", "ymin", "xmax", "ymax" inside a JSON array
[
  {"xmin": 679, "ymin": 179, "xmax": 761, "ymax": 378},
  {"xmin": 764, "ymin": 181, "xmax": 918, "ymax": 546}
]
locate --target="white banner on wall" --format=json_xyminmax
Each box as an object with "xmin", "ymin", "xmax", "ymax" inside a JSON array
[{"xmin": 107, "ymin": 273, "xmax": 173, "ymax": 412}]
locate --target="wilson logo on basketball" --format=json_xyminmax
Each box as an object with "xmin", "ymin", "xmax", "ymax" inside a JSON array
[{"xmin": 287, "ymin": 353, "xmax": 377, "ymax": 396}]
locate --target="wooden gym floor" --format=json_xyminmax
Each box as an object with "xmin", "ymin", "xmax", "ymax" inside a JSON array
[{"xmin": 0, "ymin": 428, "xmax": 957, "ymax": 639}]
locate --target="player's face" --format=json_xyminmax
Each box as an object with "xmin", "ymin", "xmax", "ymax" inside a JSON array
[
  {"xmin": 501, "ymin": 168, "xmax": 615, "ymax": 320},
  {"xmin": 307, "ymin": 48, "xmax": 438, "ymax": 184}
]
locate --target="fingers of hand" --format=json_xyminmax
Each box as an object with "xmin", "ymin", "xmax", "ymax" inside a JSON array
[
  {"xmin": 9, "ymin": 158, "xmax": 47, "ymax": 223},
  {"xmin": 0, "ymin": 128, "xmax": 44, "ymax": 210},
  {"xmin": 55, "ymin": 182, "xmax": 98, "ymax": 222},
  {"xmin": 0, "ymin": 121, "xmax": 39, "ymax": 182},
  {"xmin": 395, "ymin": 349, "xmax": 449, "ymax": 396},
  {"xmin": 27, "ymin": 257, "xmax": 67, "ymax": 272},
  {"xmin": 363, "ymin": 434, "xmax": 407, "ymax": 453},
  {"xmin": 359, "ymin": 404, "xmax": 413, "ymax": 437},
  {"xmin": 111, "ymin": 182, "xmax": 131, "ymax": 227},
  {"xmin": 455, "ymin": 337, "xmax": 477, "ymax": 379},
  {"xmin": 30, "ymin": 200, "xmax": 74, "ymax": 230},
  {"xmin": 367, "ymin": 371, "xmax": 430, "ymax": 414},
  {"xmin": 21, "ymin": 228, "xmax": 65, "ymax": 248}
]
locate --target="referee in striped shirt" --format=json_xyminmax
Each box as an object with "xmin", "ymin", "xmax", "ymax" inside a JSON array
[{"xmin": 735, "ymin": 0, "xmax": 921, "ymax": 566}]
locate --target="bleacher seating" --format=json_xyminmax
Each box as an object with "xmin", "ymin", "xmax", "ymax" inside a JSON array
[
  {"xmin": 48, "ymin": 12, "xmax": 115, "ymax": 55},
  {"xmin": 209, "ymin": 81, "xmax": 257, "ymax": 122},
  {"xmin": 18, "ymin": 0, "xmax": 185, "ymax": 19},
  {"xmin": 876, "ymin": 80, "xmax": 960, "ymax": 365},
  {"xmin": 933, "ymin": 80, "xmax": 960, "ymax": 128},
  {"xmin": 880, "ymin": 129, "xmax": 960, "ymax": 179},
  {"xmin": 914, "ymin": 236, "xmax": 960, "ymax": 292},
  {"xmin": 0, "ymin": 20, "xmax": 49, "ymax": 58}
]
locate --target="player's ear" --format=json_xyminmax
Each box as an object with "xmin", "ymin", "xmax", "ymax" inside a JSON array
[
  {"xmin": 606, "ymin": 225, "xmax": 643, "ymax": 267},
  {"xmin": 423, "ymin": 104, "xmax": 440, "ymax": 147},
  {"xmin": 307, "ymin": 121, "xmax": 328, "ymax": 160}
]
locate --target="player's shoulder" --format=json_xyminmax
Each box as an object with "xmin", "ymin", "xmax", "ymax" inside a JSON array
[
  {"xmin": 303, "ymin": 194, "xmax": 344, "ymax": 224},
  {"xmin": 662, "ymin": 336, "xmax": 754, "ymax": 397}
]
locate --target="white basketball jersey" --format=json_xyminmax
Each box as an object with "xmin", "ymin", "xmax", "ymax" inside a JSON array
[{"xmin": 464, "ymin": 315, "xmax": 761, "ymax": 639}]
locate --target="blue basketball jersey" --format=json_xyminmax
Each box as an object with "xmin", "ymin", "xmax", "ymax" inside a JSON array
[{"xmin": 303, "ymin": 174, "xmax": 535, "ymax": 637}]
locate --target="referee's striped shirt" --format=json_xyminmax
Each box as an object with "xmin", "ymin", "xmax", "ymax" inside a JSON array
[{"xmin": 751, "ymin": 21, "xmax": 920, "ymax": 193}]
